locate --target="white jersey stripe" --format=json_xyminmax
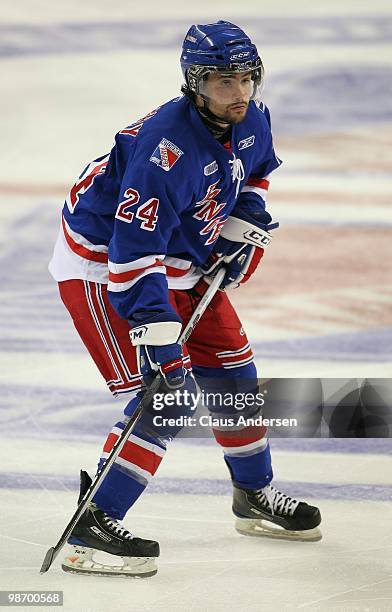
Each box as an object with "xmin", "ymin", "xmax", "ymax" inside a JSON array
[
  {"xmin": 217, "ymin": 348, "xmax": 251, "ymax": 361},
  {"xmin": 108, "ymin": 255, "xmax": 165, "ymax": 274},
  {"xmin": 112, "ymin": 386, "xmax": 143, "ymax": 397},
  {"xmin": 108, "ymin": 266, "xmax": 166, "ymax": 292},
  {"xmin": 96, "ymin": 284, "xmax": 135, "ymax": 382},
  {"xmin": 216, "ymin": 343, "xmax": 250, "ymax": 357},
  {"xmin": 163, "ymin": 255, "xmax": 192, "ymax": 270},
  {"xmin": 220, "ymin": 356, "xmax": 254, "ymax": 369},
  {"xmin": 241, "ymin": 185, "xmax": 268, "ymax": 201},
  {"xmin": 84, "ymin": 281, "xmax": 123, "ymax": 385},
  {"xmin": 166, "ymin": 267, "xmax": 203, "ymax": 289}
]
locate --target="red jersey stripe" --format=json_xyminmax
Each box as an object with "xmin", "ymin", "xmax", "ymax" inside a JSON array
[
  {"xmin": 62, "ymin": 216, "xmax": 108, "ymax": 263},
  {"xmin": 165, "ymin": 265, "xmax": 192, "ymax": 277},
  {"xmin": 246, "ymin": 177, "xmax": 270, "ymax": 190},
  {"xmin": 108, "ymin": 260, "xmax": 162, "ymax": 283}
]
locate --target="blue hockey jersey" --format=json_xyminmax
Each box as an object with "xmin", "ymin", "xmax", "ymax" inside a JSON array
[{"xmin": 49, "ymin": 95, "xmax": 281, "ymax": 323}]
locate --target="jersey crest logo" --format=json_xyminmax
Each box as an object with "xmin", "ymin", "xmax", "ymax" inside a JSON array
[
  {"xmin": 150, "ymin": 138, "xmax": 183, "ymax": 172},
  {"xmin": 238, "ymin": 135, "xmax": 255, "ymax": 150},
  {"xmin": 193, "ymin": 180, "xmax": 227, "ymax": 245},
  {"xmin": 204, "ymin": 160, "xmax": 218, "ymax": 176}
]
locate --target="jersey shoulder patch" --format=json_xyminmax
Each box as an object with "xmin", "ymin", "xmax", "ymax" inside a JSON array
[{"xmin": 149, "ymin": 138, "xmax": 184, "ymax": 172}]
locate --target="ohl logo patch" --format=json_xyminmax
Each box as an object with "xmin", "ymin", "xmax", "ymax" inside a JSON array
[{"xmin": 149, "ymin": 138, "xmax": 183, "ymax": 172}]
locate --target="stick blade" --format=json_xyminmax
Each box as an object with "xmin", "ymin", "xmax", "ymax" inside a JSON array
[{"xmin": 40, "ymin": 547, "xmax": 56, "ymax": 574}]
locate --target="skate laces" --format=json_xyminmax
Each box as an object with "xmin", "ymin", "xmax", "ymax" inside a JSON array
[
  {"xmin": 257, "ymin": 485, "xmax": 300, "ymax": 516},
  {"xmin": 229, "ymin": 155, "xmax": 245, "ymax": 198},
  {"xmin": 102, "ymin": 515, "xmax": 135, "ymax": 540}
]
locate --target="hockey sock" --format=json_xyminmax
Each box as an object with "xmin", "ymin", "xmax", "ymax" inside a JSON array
[
  {"xmin": 223, "ymin": 442, "xmax": 273, "ymax": 490},
  {"xmin": 92, "ymin": 379, "xmax": 196, "ymax": 518},
  {"xmin": 93, "ymin": 418, "xmax": 166, "ymax": 520},
  {"xmin": 193, "ymin": 363, "xmax": 273, "ymax": 490}
]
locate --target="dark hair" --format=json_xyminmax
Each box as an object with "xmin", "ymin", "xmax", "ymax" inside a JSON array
[{"xmin": 181, "ymin": 83, "xmax": 196, "ymax": 102}]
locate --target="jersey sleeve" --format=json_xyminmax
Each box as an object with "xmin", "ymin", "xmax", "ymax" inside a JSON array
[
  {"xmin": 236, "ymin": 103, "xmax": 282, "ymax": 217},
  {"xmin": 107, "ymin": 142, "xmax": 188, "ymax": 325}
]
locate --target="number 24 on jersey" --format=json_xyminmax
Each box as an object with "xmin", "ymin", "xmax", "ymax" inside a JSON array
[{"xmin": 115, "ymin": 187, "xmax": 159, "ymax": 232}]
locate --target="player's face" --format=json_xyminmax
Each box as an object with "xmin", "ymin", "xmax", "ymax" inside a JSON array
[{"xmin": 200, "ymin": 72, "xmax": 253, "ymax": 123}]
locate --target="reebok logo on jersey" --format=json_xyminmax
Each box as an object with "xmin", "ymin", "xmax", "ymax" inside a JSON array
[
  {"xmin": 150, "ymin": 138, "xmax": 183, "ymax": 172},
  {"xmin": 238, "ymin": 135, "xmax": 255, "ymax": 150},
  {"xmin": 204, "ymin": 160, "xmax": 218, "ymax": 176}
]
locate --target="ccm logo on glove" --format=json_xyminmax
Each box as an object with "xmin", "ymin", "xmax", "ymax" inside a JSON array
[
  {"xmin": 130, "ymin": 321, "xmax": 187, "ymax": 389},
  {"xmin": 243, "ymin": 228, "xmax": 272, "ymax": 247},
  {"xmin": 202, "ymin": 208, "xmax": 279, "ymax": 290}
]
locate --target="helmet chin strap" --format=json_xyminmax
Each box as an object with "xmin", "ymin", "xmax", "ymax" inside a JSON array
[
  {"xmin": 199, "ymin": 97, "xmax": 229, "ymax": 123},
  {"xmin": 196, "ymin": 96, "xmax": 233, "ymax": 139}
]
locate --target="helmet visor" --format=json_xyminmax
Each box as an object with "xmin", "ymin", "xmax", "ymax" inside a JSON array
[{"xmin": 188, "ymin": 61, "xmax": 264, "ymax": 105}]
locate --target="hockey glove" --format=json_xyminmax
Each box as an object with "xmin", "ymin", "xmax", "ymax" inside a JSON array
[
  {"xmin": 202, "ymin": 208, "xmax": 279, "ymax": 290},
  {"xmin": 130, "ymin": 319, "xmax": 186, "ymax": 389}
]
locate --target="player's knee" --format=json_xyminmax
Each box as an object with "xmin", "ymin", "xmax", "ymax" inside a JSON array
[
  {"xmin": 193, "ymin": 364, "xmax": 261, "ymax": 419},
  {"xmin": 123, "ymin": 373, "xmax": 198, "ymax": 444},
  {"xmin": 193, "ymin": 361, "xmax": 258, "ymax": 379}
]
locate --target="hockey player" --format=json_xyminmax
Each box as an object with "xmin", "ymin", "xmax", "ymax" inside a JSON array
[{"xmin": 49, "ymin": 21, "xmax": 322, "ymax": 577}]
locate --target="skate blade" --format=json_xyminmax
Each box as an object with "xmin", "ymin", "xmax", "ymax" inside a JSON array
[
  {"xmin": 61, "ymin": 546, "xmax": 158, "ymax": 577},
  {"xmin": 235, "ymin": 518, "xmax": 322, "ymax": 542}
]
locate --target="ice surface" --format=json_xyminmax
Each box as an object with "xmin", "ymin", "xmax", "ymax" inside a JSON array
[{"xmin": 0, "ymin": 1, "xmax": 391, "ymax": 609}]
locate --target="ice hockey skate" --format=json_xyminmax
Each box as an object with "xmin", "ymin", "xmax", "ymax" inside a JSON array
[
  {"xmin": 62, "ymin": 471, "xmax": 159, "ymax": 577},
  {"xmin": 233, "ymin": 483, "xmax": 322, "ymax": 542}
]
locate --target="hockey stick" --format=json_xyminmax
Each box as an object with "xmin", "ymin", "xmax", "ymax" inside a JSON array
[{"xmin": 40, "ymin": 267, "xmax": 226, "ymax": 574}]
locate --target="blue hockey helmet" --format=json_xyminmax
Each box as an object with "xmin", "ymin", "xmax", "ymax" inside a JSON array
[{"xmin": 180, "ymin": 21, "xmax": 264, "ymax": 99}]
